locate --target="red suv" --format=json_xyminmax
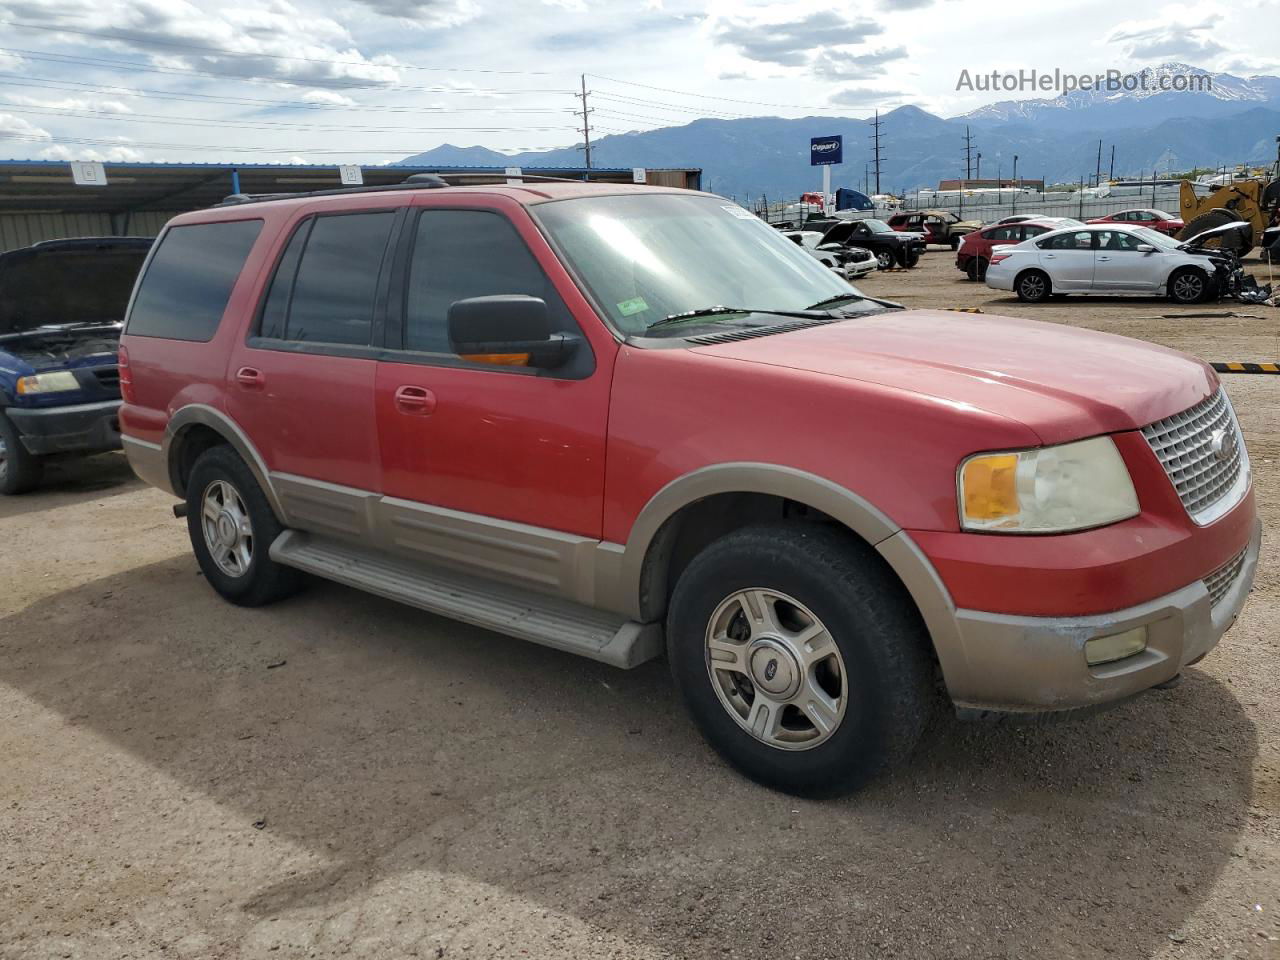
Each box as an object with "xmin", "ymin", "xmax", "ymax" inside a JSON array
[
  {"xmin": 120, "ymin": 180, "xmax": 1260, "ymax": 794},
  {"xmin": 955, "ymin": 219, "xmax": 1073, "ymax": 281}
]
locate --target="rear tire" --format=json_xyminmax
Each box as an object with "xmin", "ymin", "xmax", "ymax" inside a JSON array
[
  {"xmin": 0, "ymin": 413, "xmax": 43, "ymax": 495},
  {"xmin": 186, "ymin": 445, "xmax": 301, "ymax": 606},
  {"xmin": 1168, "ymin": 267, "xmax": 1210, "ymax": 304},
  {"xmin": 1180, "ymin": 208, "xmax": 1253, "ymax": 256},
  {"xmin": 967, "ymin": 256, "xmax": 989, "ymax": 282},
  {"xmin": 1014, "ymin": 269, "xmax": 1051, "ymax": 303},
  {"xmin": 666, "ymin": 524, "xmax": 934, "ymax": 796},
  {"xmin": 897, "ymin": 248, "xmax": 920, "ymax": 268}
]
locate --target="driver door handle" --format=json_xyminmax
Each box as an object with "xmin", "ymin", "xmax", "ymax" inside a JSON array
[{"xmin": 394, "ymin": 384, "xmax": 437, "ymax": 415}]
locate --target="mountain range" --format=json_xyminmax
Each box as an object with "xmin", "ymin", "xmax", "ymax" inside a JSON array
[{"xmin": 401, "ymin": 63, "xmax": 1280, "ymax": 199}]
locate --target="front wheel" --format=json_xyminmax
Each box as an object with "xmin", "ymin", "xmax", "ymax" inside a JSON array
[
  {"xmin": 1168, "ymin": 267, "xmax": 1210, "ymax": 304},
  {"xmin": 874, "ymin": 249, "xmax": 894, "ymax": 270},
  {"xmin": 666, "ymin": 525, "xmax": 934, "ymax": 795},
  {"xmin": 1015, "ymin": 269, "xmax": 1051, "ymax": 303},
  {"xmin": 186, "ymin": 445, "xmax": 301, "ymax": 606},
  {"xmin": 0, "ymin": 413, "xmax": 43, "ymax": 495}
]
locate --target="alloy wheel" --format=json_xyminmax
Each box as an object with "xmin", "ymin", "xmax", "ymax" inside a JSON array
[
  {"xmin": 704, "ymin": 588, "xmax": 848, "ymax": 751},
  {"xmin": 1173, "ymin": 273, "xmax": 1203, "ymax": 302},
  {"xmin": 201, "ymin": 479, "xmax": 254, "ymax": 578},
  {"xmin": 1020, "ymin": 274, "xmax": 1046, "ymax": 300}
]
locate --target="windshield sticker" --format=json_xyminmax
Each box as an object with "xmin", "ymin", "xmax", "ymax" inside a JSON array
[
  {"xmin": 721, "ymin": 204, "xmax": 757, "ymax": 220},
  {"xmin": 617, "ymin": 297, "xmax": 649, "ymax": 317}
]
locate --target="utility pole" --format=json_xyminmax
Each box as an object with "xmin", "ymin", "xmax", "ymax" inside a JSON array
[
  {"xmin": 976, "ymin": 151, "xmax": 982, "ymax": 180},
  {"xmin": 1013, "ymin": 154, "xmax": 1019, "ymax": 186},
  {"xmin": 963, "ymin": 125, "xmax": 975, "ymax": 180},
  {"xmin": 1109, "ymin": 144, "xmax": 1115, "ymax": 182},
  {"xmin": 575, "ymin": 74, "xmax": 594, "ymax": 170},
  {"xmin": 1095, "ymin": 139, "xmax": 1102, "ymax": 186},
  {"xmin": 868, "ymin": 109, "xmax": 885, "ymax": 195}
]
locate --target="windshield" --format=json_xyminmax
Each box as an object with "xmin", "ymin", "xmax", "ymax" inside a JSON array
[
  {"xmin": 1133, "ymin": 226, "xmax": 1182, "ymax": 249},
  {"xmin": 535, "ymin": 193, "xmax": 855, "ymax": 334},
  {"xmin": 861, "ymin": 219, "xmax": 894, "ymax": 233}
]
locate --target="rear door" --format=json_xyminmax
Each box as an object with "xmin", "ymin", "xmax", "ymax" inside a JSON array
[
  {"xmin": 226, "ymin": 200, "xmax": 405, "ymax": 536},
  {"xmin": 373, "ymin": 197, "xmax": 615, "ymax": 550},
  {"xmin": 1037, "ymin": 230, "xmax": 1096, "ymax": 290}
]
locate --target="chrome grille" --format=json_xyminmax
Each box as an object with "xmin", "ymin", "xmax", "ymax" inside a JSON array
[
  {"xmin": 1141, "ymin": 390, "xmax": 1245, "ymax": 521},
  {"xmin": 1204, "ymin": 549, "xmax": 1247, "ymax": 608}
]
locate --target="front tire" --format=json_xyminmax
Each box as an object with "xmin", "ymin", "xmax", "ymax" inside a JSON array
[
  {"xmin": 1168, "ymin": 267, "xmax": 1210, "ymax": 304},
  {"xmin": 186, "ymin": 445, "xmax": 300, "ymax": 606},
  {"xmin": 666, "ymin": 524, "xmax": 934, "ymax": 795},
  {"xmin": 874, "ymin": 249, "xmax": 894, "ymax": 270},
  {"xmin": 0, "ymin": 413, "xmax": 43, "ymax": 495},
  {"xmin": 1015, "ymin": 269, "xmax": 1051, "ymax": 303}
]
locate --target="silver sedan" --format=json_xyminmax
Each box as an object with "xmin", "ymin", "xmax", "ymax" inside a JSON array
[{"xmin": 984, "ymin": 224, "xmax": 1222, "ymax": 304}]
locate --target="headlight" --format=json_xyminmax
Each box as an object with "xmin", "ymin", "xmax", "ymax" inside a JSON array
[
  {"xmin": 16, "ymin": 371, "xmax": 80, "ymax": 395},
  {"xmin": 959, "ymin": 436, "xmax": 1139, "ymax": 533}
]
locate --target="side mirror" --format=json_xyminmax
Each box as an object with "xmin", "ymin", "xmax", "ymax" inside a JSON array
[
  {"xmin": 447, "ymin": 295, "xmax": 575, "ymax": 369},
  {"xmin": 1136, "ymin": 244, "xmax": 1156, "ymax": 253}
]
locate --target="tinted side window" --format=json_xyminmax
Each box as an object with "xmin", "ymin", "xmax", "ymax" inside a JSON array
[
  {"xmin": 1023, "ymin": 225, "xmax": 1047, "ymax": 238},
  {"xmin": 285, "ymin": 212, "xmax": 395, "ymax": 345},
  {"xmin": 403, "ymin": 209, "xmax": 573, "ymax": 354},
  {"xmin": 258, "ymin": 219, "xmax": 312, "ymax": 340},
  {"xmin": 127, "ymin": 220, "xmax": 262, "ymax": 341},
  {"xmin": 1041, "ymin": 231, "xmax": 1094, "ymax": 250}
]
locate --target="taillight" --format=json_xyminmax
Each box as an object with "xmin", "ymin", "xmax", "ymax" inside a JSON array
[
  {"xmin": 990, "ymin": 252, "xmax": 1011, "ymax": 264},
  {"xmin": 117, "ymin": 344, "xmax": 135, "ymax": 404}
]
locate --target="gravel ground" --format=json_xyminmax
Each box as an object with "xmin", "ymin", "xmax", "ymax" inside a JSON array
[{"xmin": 1, "ymin": 250, "xmax": 1278, "ymax": 960}]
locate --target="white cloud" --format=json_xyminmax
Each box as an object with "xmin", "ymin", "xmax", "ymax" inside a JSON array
[
  {"xmin": 38, "ymin": 142, "xmax": 147, "ymax": 161},
  {"xmin": 302, "ymin": 89, "xmax": 358, "ymax": 106},
  {"xmin": 712, "ymin": 10, "xmax": 883, "ymax": 67},
  {"xmin": 1106, "ymin": 9, "xmax": 1227, "ymax": 63},
  {"xmin": 5, "ymin": 94, "xmax": 135, "ymax": 113},
  {"xmin": 0, "ymin": 112, "xmax": 52, "ymax": 141}
]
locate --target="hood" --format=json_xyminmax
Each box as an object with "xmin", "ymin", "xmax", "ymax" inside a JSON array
[
  {"xmin": 1182, "ymin": 220, "xmax": 1251, "ymax": 246},
  {"xmin": 691, "ymin": 309, "xmax": 1215, "ymax": 445},
  {"xmin": 0, "ymin": 238, "xmax": 151, "ymax": 335}
]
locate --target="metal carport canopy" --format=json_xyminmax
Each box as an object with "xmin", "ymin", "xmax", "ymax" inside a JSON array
[{"xmin": 0, "ymin": 161, "xmax": 700, "ymax": 216}]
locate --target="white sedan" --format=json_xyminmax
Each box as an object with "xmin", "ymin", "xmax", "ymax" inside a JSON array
[{"xmin": 984, "ymin": 224, "xmax": 1224, "ymax": 304}]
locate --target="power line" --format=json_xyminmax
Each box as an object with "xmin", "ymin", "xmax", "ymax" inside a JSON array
[
  {"xmin": 0, "ymin": 72, "xmax": 576, "ymax": 114},
  {"xmin": 0, "ymin": 20, "xmax": 555, "ymax": 76},
  {"xmin": 0, "ymin": 46, "xmax": 574, "ymax": 96},
  {"xmin": 588, "ymin": 73, "xmax": 849, "ymax": 111},
  {"xmin": 0, "ymin": 132, "xmax": 574, "ymax": 155},
  {"xmin": 0, "ymin": 102, "xmax": 576, "ymax": 134}
]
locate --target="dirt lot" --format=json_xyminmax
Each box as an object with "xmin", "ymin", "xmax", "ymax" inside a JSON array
[{"xmin": 2, "ymin": 252, "xmax": 1279, "ymax": 960}]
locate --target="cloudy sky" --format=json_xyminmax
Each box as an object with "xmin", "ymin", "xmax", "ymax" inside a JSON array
[{"xmin": 0, "ymin": 0, "xmax": 1275, "ymax": 164}]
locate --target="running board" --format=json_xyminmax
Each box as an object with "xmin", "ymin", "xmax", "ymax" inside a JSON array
[{"xmin": 270, "ymin": 530, "xmax": 662, "ymax": 669}]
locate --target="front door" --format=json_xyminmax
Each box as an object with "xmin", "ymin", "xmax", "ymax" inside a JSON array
[
  {"xmin": 374, "ymin": 201, "xmax": 615, "ymax": 559},
  {"xmin": 1092, "ymin": 229, "xmax": 1161, "ymax": 292}
]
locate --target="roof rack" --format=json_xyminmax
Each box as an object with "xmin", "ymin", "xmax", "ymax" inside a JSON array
[{"xmin": 214, "ymin": 171, "xmax": 611, "ymax": 208}]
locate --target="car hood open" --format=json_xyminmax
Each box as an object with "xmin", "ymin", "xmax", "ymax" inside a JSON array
[{"xmin": 691, "ymin": 309, "xmax": 1216, "ymax": 445}]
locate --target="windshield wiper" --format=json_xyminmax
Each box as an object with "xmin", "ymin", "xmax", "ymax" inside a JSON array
[
  {"xmin": 646, "ymin": 305, "xmax": 834, "ymax": 331},
  {"xmin": 805, "ymin": 293, "xmax": 867, "ymax": 310}
]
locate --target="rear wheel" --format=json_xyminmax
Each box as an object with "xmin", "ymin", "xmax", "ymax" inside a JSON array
[
  {"xmin": 967, "ymin": 256, "xmax": 989, "ymax": 282},
  {"xmin": 1015, "ymin": 269, "xmax": 1051, "ymax": 303},
  {"xmin": 666, "ymin": 524, "xmax": 934, "ymax": 795},
  {"xmin": 1168, "ymin": 267, "xmax": 1210, "ymax": 304},
  {"xmin": 186, "ymin": 445, "xmax": 301, "ymax": 606},
  {"xmin": 897, "ymin": 247, "xmax": 920, "ymax": 268},
  {"xmin": 0, "ymin": 413, "xmax": 43, "ymax": 495},
  {"xmin": 1180, "ymin": 208, "xmax": 1253, "ymax": 256}
]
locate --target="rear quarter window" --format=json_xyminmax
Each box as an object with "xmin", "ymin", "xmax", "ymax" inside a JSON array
[{"xmin": 126, "ymin": 219, "xmax": 263, "ymax": 341}]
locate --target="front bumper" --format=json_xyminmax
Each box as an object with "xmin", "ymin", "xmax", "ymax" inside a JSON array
[
  {"xmin": 944, "ymin": 517, "xmax": 1261, "ymax": 714},
  {"xmin": 7, "ymin": 400, "xmax": 122, "ymax": 456}
]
